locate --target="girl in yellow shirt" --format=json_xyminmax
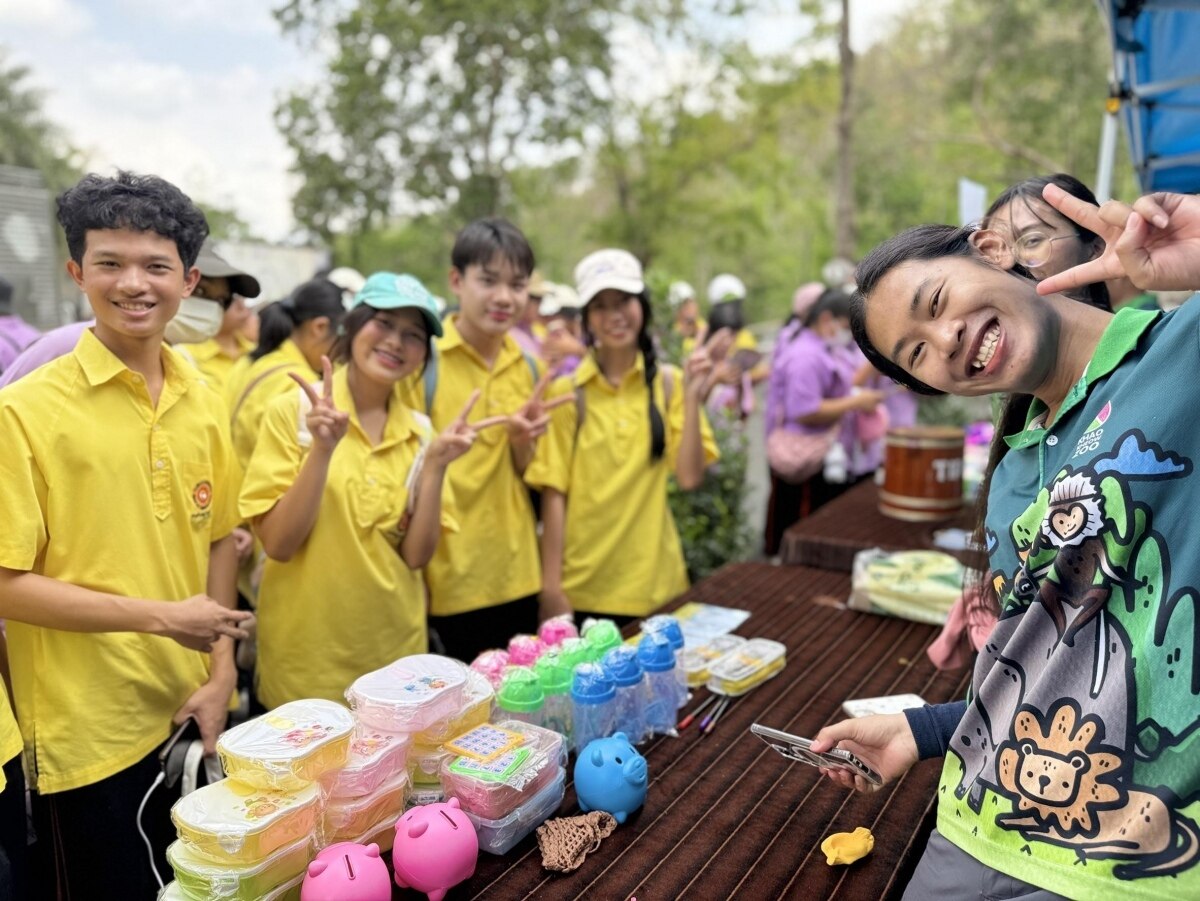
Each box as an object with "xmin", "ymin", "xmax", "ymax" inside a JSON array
[
  {"xmin": 527, "ymin": 249, "xmax": 721, "ymax": 621},
  {"xmin": 239, "ymin": 273, "xmax": 481, "ymax": 707}
]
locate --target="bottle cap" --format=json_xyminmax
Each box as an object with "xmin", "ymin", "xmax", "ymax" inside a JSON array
[
  {"xmin": 534, "ymin": 649, "xmax": 573, "ymax": 696},
  {"xmin": 507, "ymin": 633, "xmax": 546, "ymax": 667},
  {"xmin": 601, "ymin": 645, "xmax": 644, "ymax": 688},
  {"xmin": 571, "ymin": 663, "xmax": 616, "ymax": 705},
  {"xmin": 636, "ymin": 633, "xmax": 676, "ymax": 673},
  {"xmin": 640, "ymin": 615, "xmax": 684, "ymax": 651},
  {"xmin": 558, "ymin": 637, "xmax": 592, "ymax": 671},
  {"xmin": 496, "ymin": 666, "xmax": 545, "ymax": 713},
  {"xmin": 582, "ymin": 619, "xmax": 623, "ymax": 659},
  {"xmin": 538, "ymin": 615, "xmax": 579, "ymax": 647}
]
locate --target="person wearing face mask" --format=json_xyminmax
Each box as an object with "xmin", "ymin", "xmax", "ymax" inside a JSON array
[
  {"xmin": 768, "ymin": 288, "xmax": 885, "ymax": 528},
  {"xmin": 175, "ymin": 243, "xmax": 262, "ymax": 391},
  {"xmin": 0, "ymin": 242, "xmax": 252, "ymax": 388}
]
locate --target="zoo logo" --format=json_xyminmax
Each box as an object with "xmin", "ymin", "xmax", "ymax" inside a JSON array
[{"xmin": 1073, "ymin": 400, "xmax": 1112, "ymax": 458}]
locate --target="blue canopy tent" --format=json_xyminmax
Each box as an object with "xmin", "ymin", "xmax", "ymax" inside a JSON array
[{"xmin": 1099, "ymin": 1, "xmax": 1200, "ymax": 197}]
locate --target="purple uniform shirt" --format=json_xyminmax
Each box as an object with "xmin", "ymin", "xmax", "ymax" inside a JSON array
[
  {"xmin": 0, "ymin": 316, "xmax": 43, "ymax": 374},
  {"xmin": 0, "ymin": 321, "xmax": 92, "ymax": 389}
]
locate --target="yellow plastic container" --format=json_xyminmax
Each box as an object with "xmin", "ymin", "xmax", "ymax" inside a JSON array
[
  {"xmin": 217, "ymin": 699, "xmax": 354, "ymax": 791},
  {"xmin": 166, "ymin": 834, "xmax": 311, "ymax": 900},
  {"xmin": 407, "ymin": 745, "xmax": 454, "ymax": 787},
  {"xmin": 411, "ymin": 669, "xmax": 494, "ymax": 747},
  {"xmin": 705, "ymin": 638, "xmax": 787, "ymax": 696},
  {"xmin": 262, "ymin": 874, "xmax": 304, "ymax": 901},
  {"xmin": 353, "ymin": 816, "xmax": 398, "ymax": 854},
  {"xmin": 171, "ymin": 778, "xmax": 320, "ymax": 864},
  {"xmin": 322, "ymin": 770, "xmax": 409, "ymax": 846},
  {"xmin": 678, "ymin": 635, "xmax": 748, "ymax": 687}
]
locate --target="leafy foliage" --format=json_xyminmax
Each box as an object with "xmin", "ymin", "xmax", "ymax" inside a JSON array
[{"xmin": 0, "ymin": 52, "xmax": 80, "ymax": 192}]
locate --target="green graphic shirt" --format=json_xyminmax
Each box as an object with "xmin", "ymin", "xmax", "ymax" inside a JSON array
[{"xmin": 937, "ymin": 303, "xmax": 1200, "ymax": 900}]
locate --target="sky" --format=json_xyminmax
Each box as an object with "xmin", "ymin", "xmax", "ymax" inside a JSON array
[{"xmin": 0, "ymin": 0, "xmax": 918, "ymax": 243}]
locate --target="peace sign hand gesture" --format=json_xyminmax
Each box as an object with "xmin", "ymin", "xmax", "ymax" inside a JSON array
[
  {"xmin": 427, "ymin": 390, "xmax": 483, "ymax": 467},
  {"xmin": 290, "ymin": 355, "xmax": 349, "ymax": 451},
  {"xmin": 686, "ymin": 327, "xmax": 733, "ymax": 400},
  {"xmin": 481, "ymin": 371, "xmax": 573, "ymax": 449}
]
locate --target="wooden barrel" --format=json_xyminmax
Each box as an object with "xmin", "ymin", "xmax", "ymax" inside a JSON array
[{"xmin": 878, "ymin": 427, "xmax": 965, "ymax": 522}]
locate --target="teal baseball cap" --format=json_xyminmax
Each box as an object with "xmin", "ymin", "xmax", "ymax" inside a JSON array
[{"xmin": 353, "ymin": 272, "xmax": 444, "ymax": 338}]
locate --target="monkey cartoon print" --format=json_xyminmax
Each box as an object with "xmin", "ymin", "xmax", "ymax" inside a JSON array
[{"xmin": 935, "ymin": 305, "xmax": 1200, "ymax": 901}]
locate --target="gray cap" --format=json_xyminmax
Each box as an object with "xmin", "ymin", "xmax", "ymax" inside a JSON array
[{"xmin": 194, "ymin": 241, "xmax": 261, "ymax": 298}]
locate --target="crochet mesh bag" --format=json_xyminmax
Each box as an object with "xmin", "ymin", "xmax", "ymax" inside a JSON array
[{"xmin": 536, "ymin": 811, "xmax": 618, "ymax": 872}]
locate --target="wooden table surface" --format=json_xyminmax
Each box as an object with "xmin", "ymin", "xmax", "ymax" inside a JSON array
[
  {"xmin": 779, "ymin": 479, "xmax": 984, "ymax": 573},
  {"xmin": 451, "ymin": 563, "xmax": 971, "ymax": 901}
]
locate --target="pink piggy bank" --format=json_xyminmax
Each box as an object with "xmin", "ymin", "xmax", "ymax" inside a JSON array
[
  {"xmin": 301, "ymin": 842, "xmax": 391, "ymax": 901},
  {"xmin": 393, "ymin": 797, "xmax": 479, "ymax": 901}
]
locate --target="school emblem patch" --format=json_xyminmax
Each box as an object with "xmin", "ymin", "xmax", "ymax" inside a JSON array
[{"xmin": 192, "ymin": 480, "xmax": 213, "ymax": 511}]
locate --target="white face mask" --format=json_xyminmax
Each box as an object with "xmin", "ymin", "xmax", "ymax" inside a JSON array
[{"xmin": 165, "ymin": 297, "xmax": 224, "ymax": 344}]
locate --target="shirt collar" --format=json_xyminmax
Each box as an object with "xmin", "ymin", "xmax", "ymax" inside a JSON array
[
  {"xmin": 331, "ymin": 364, "xmax": 418, "ymax": 448},
  {"xmin": 1004, "ymin": 306, "xmax": 1159, "ymax": 448},
  {"xmin": 574, "ymin": 351, "xmax": 646, "ymax": 389},
  {"xmin": 439, "ymin": 314, "xmax": 524, "ymax": 371}
]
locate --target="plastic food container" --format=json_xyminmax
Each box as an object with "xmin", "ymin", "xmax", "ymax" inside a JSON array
[
  {"xmin": 440, "ymin": 720, "xmax": 565, "ymax": 819},
  {"xmin": 261, "ymin": 874, "xmax": 303, "ymax": 901},
  {"xmin": 411, "ymin": 669, "xmax": 494, "ymax": 747},
  {"xmin": 322, "ymin": 769, "xmax": 409, "ymax": 845},
  {"xmin": 171, "ymin": 778, "xmax": 320, "ymax": 864},
  {"xmin": 217, "ymin": 699, "xmax": 353, "ymax": 791},
  {"xmin": 158, "ymin": 883, "xmax": 186, "ymax": 901},
  {"xmin": 464, "ymin": 767, "xmax": 566, "ymax": 855},
  {"xmin": 353, "ymin": 815, "xmax": 398, "ymax": 854},
  {"xmin": 347, "ymin": 654, "xmax": 468, "ymax": 733},
  {"xmin": 678, "ymin": 635, "xmax": 748, "ymax": 687},
  {"xmin": 166, "ymin": 834, "xmax": 310, "ymax": 900},
  {"xmin": 706, "ymin": 638, "xmax": 787, "ymax": 696},
  {"xmin": 408, "ymin": 744, "xmax": 454, "ymax": 787},
  {"xmin": 324, "ymin": 729, "xmax": 410, "ymax": 800},
  {"xmin": 407, "ymin": 786, "xmax": 445, "ymax": 807}
]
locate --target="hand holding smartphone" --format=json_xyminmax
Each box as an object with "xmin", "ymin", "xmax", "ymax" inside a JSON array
[{"xmin": 750, "ymin": 723, "xmax": 882, "ymax": 786}]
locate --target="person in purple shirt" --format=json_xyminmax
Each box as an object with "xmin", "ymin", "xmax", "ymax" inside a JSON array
[
  {"xmin": 0, "ymin": 276, "xmax": 42, "ymax": 375},
  {"xmin": 763, "ymin": 288, "xmax": 885, "ymax": 554}
]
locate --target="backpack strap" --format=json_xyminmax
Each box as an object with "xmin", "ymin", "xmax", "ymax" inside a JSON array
[
  {"xmin": 231, "ymin": 363, "xmax": 293, "ymax": 424},
  {"xmin": 422, "ymin": 344, "xmax": 440, "ymax": 413}
]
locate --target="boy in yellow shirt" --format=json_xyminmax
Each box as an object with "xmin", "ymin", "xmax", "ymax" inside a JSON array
[
  {"xmin": 0, "ymin": 172, "xmax": 250, "ymax": 898},
  {"xmin": 423, "ymin": 219, "xmax": 567, "ymax": 662}
]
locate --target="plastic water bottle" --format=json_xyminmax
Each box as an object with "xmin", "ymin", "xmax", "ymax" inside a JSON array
[
  {"xmin": 570, "ymin": 663, "xmax": 616, "ymax": 754},
  {"xmin": 636, "ymin": 634, "xmax": 679, "ymax": 738},
  {"xmin": 558, "ymin": 637, "xmax": 592, "ymax": 673},
  {"xmin": 824, "ymin": 439, "xmax": 848, "ymax": 484},
  {"xmin": 496, "ymin": 666, "xmax": 545, "ymax": 728},
  {"xmin": 534, "ymin": 649, "xmax": 574, "ymax": 743},
  {"xmin": 601, "ymin": 646, "xmax": 648, "ymax": 744},
  {"xmin": 641, "ymin": 615, "xmax": 688, "ymax": 709},
  {"xmin": 582, "ymin": 619, "xmax": 623, "ymax": 662},
  {"xmin": 507, "ymin": 633, "xmax": 546, "ymax": 667},
  {"xmin": 538, "ymin": 615, "xmax": 579, "ymax": 648}
]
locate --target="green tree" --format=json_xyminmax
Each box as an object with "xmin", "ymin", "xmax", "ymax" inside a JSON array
[
  {"xmin": 197, "ymin": 203, "xmax": 260, "ymax": 243},
  {"xmin": 275, "ymin": 0, "xmax": 629, "ymax": 241},
  {"xmin": 0, "ymin": 51, "xmax": 80, "ymax": 191}
]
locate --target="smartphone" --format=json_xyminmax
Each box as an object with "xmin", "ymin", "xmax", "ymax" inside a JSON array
[
  {"xmin": 841, "ymin": 693, "xmax": 926, "ymax": 719},
  {"xmin": 159, "ymin": 716, "xmax": 201, "ymax": 788},
  {"xmin": 750, "ymin": 723, "xmax": 882, "ymax": 786}
]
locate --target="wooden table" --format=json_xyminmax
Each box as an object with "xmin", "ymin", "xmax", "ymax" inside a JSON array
[
  {"xmin": 455, "ymin": 563, "xmax": 971, "ymax": 901},
  {"xmin": 779, "ymin": 479, "xmax": 984, "ymax": 573}
]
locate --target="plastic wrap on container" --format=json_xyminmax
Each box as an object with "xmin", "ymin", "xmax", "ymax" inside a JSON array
[
  {"xmin": 537, "ymin": 614, "xmax": 578, "ymax": 647},
  {"xmin": 167, "ymin": 835, "xmax": 311, "ymax": 901},
  {"xmin": 406, "ymin": 786, "xmax": 445, "ymax": 808},
  {"xmin": 157, "ymin": 883, "xmax": 186, "ymax": 900},
  {"xmin": 507, "ymin": 633, "xmax": 546, "ymax": 666},
  {"xmin": 678, "ymin": 635, "xmax": 748, "ymax": 687},
  {"xmin": 469, "ymin": 649, "xmax": 511, "ymax": 688},
  {"xmin": 322, "ymin": 769, "xmax": 409, "ymax": 846},
  {"xmin": 464, "ymin": 767, "xmax": 566, "ymax": 855},
  {"xmin": 217, "ymin": 699, "xmax": 353, "ymax": 791},
  {"xmin": 346, "ymin": 654, "xmax": 468, "ymax": 733},
  {"xmin": 407, "ymin": 744, "xmax": 454, "ymax": 787},
  {"xmin": 323, "ymin": 729, "xmax": 410, "ymax": 801},
  {"xmin": 261, "ymin": 874, "xmax": 304, "ymax": 901},
  {"xmin": 440, "ymin": 720, "xmax": 565, "ymax": 820},
  {"xmin": 411, "ymin": 669, "xmax": 495, "ymax": 747},
  {"xmin": 705, "ymin": 638, "xmax": 787, "ymax": 696},
  {"xmin": 352, "ymin": 815, "xmax": 398, "ymax": 854},
  {"xmin": 171, "ymin": 778, "xmax": 320, "ymax": 864}
]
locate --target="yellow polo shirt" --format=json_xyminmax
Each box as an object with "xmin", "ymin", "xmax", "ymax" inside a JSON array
[
  {"xmin": 0, "ymin": 330, "xmax": 239, "ymax": 793},
  {"xmin": 177, "ymin": 335, "xmax": 255, "ymax": 394},
  {"xmin": 225, "ymin": 339, "xmax": 315, "ymax": 472},
  {"xmin": 525, "ymin": 354, "xmax": 719, "ymax": 617},
  {"xmin": 0, "ymin": 691, "xmax": 21, "ymax": 791},
  {"xmin": 420, "ymin": 317, "xmax": 542, "ymax": 616},
  {"xmin": 240, "ymin": 367, "xmax": 456, "ymax": 708}
]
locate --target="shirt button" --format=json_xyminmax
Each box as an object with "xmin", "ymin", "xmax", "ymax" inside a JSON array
[
  {"xmin": 1046, "ymin": 435, "xmax": 1058, "ymax": 446},
  {"xmin": 155, "ymin": 459, "xmax": 166, "ymax": 469},
  {"xmin": 152, "ymin": 424, "xmax": 161, "ymax": 432}
]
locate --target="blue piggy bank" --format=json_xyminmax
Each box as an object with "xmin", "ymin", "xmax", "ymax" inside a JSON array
[{"xmin": 574, "ymin": 733, "xmax": 648, "ymax": 824}]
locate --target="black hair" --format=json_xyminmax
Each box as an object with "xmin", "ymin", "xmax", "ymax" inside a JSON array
[
  {"xmin": 582, "ymin": 289, "xmax": 666, "ymax": 463},
  {"xmin": 251, "ymin": 277, "xmax": 346, "ymax": 361},
  {"xmin": 851, "ymin": 223, "xmax": 1035, "ymax": 617},
  {"xmin": 803, "ymin": 287, "xmax": 852, "ymax": 329},
  {"xmin": 451, "ymin": 218, "xmax": 535, "ymax": 278},
  {"xmin": 982, "ymin": 173, "xmax": 1111, "ymax": 312},
  {"xmin": 707, "ymin": 300, "xmax": 744, "ymax": 335},
  {"xmin": 331, "ymin": 303, "xmax": 433, "ymax": 373},
  {"xmin": 0, "ymin": 275, "xmax": 11, "ymax": 314},
  {"xmin": 55, "ymin": 171, "xmax": 209, "ymax": 268}
]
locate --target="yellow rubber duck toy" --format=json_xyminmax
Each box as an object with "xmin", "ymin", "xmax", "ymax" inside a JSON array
[{"xmin": 821, "ymin": 826, "xmax": 874, "ymax": 865}]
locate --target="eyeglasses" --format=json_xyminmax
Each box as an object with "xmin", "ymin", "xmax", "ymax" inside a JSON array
[
  {"xmin": 1011, "ymin": 231, "xmax": 1077, "ymax": 269},
  {"xmin": 370, "ymin": 315, "xmax": 427, "ymax": 346}
]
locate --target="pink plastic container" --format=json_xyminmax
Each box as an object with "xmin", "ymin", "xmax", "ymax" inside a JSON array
[
  {"xmin": 324, "ymin": 729, "xmax": 410, "ymax": 801},
  {"xmin": 439, "ymin": 720, "xmax": 566, "ymax": 820},
  {"xmin": 346, "ymin": 655, "xmax": 467, "ymax": 734}
]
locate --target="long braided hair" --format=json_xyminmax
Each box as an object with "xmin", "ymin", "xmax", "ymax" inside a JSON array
[{"xmin": 583, "ymin": 289, "xmax": 666, "ymax": 463}]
